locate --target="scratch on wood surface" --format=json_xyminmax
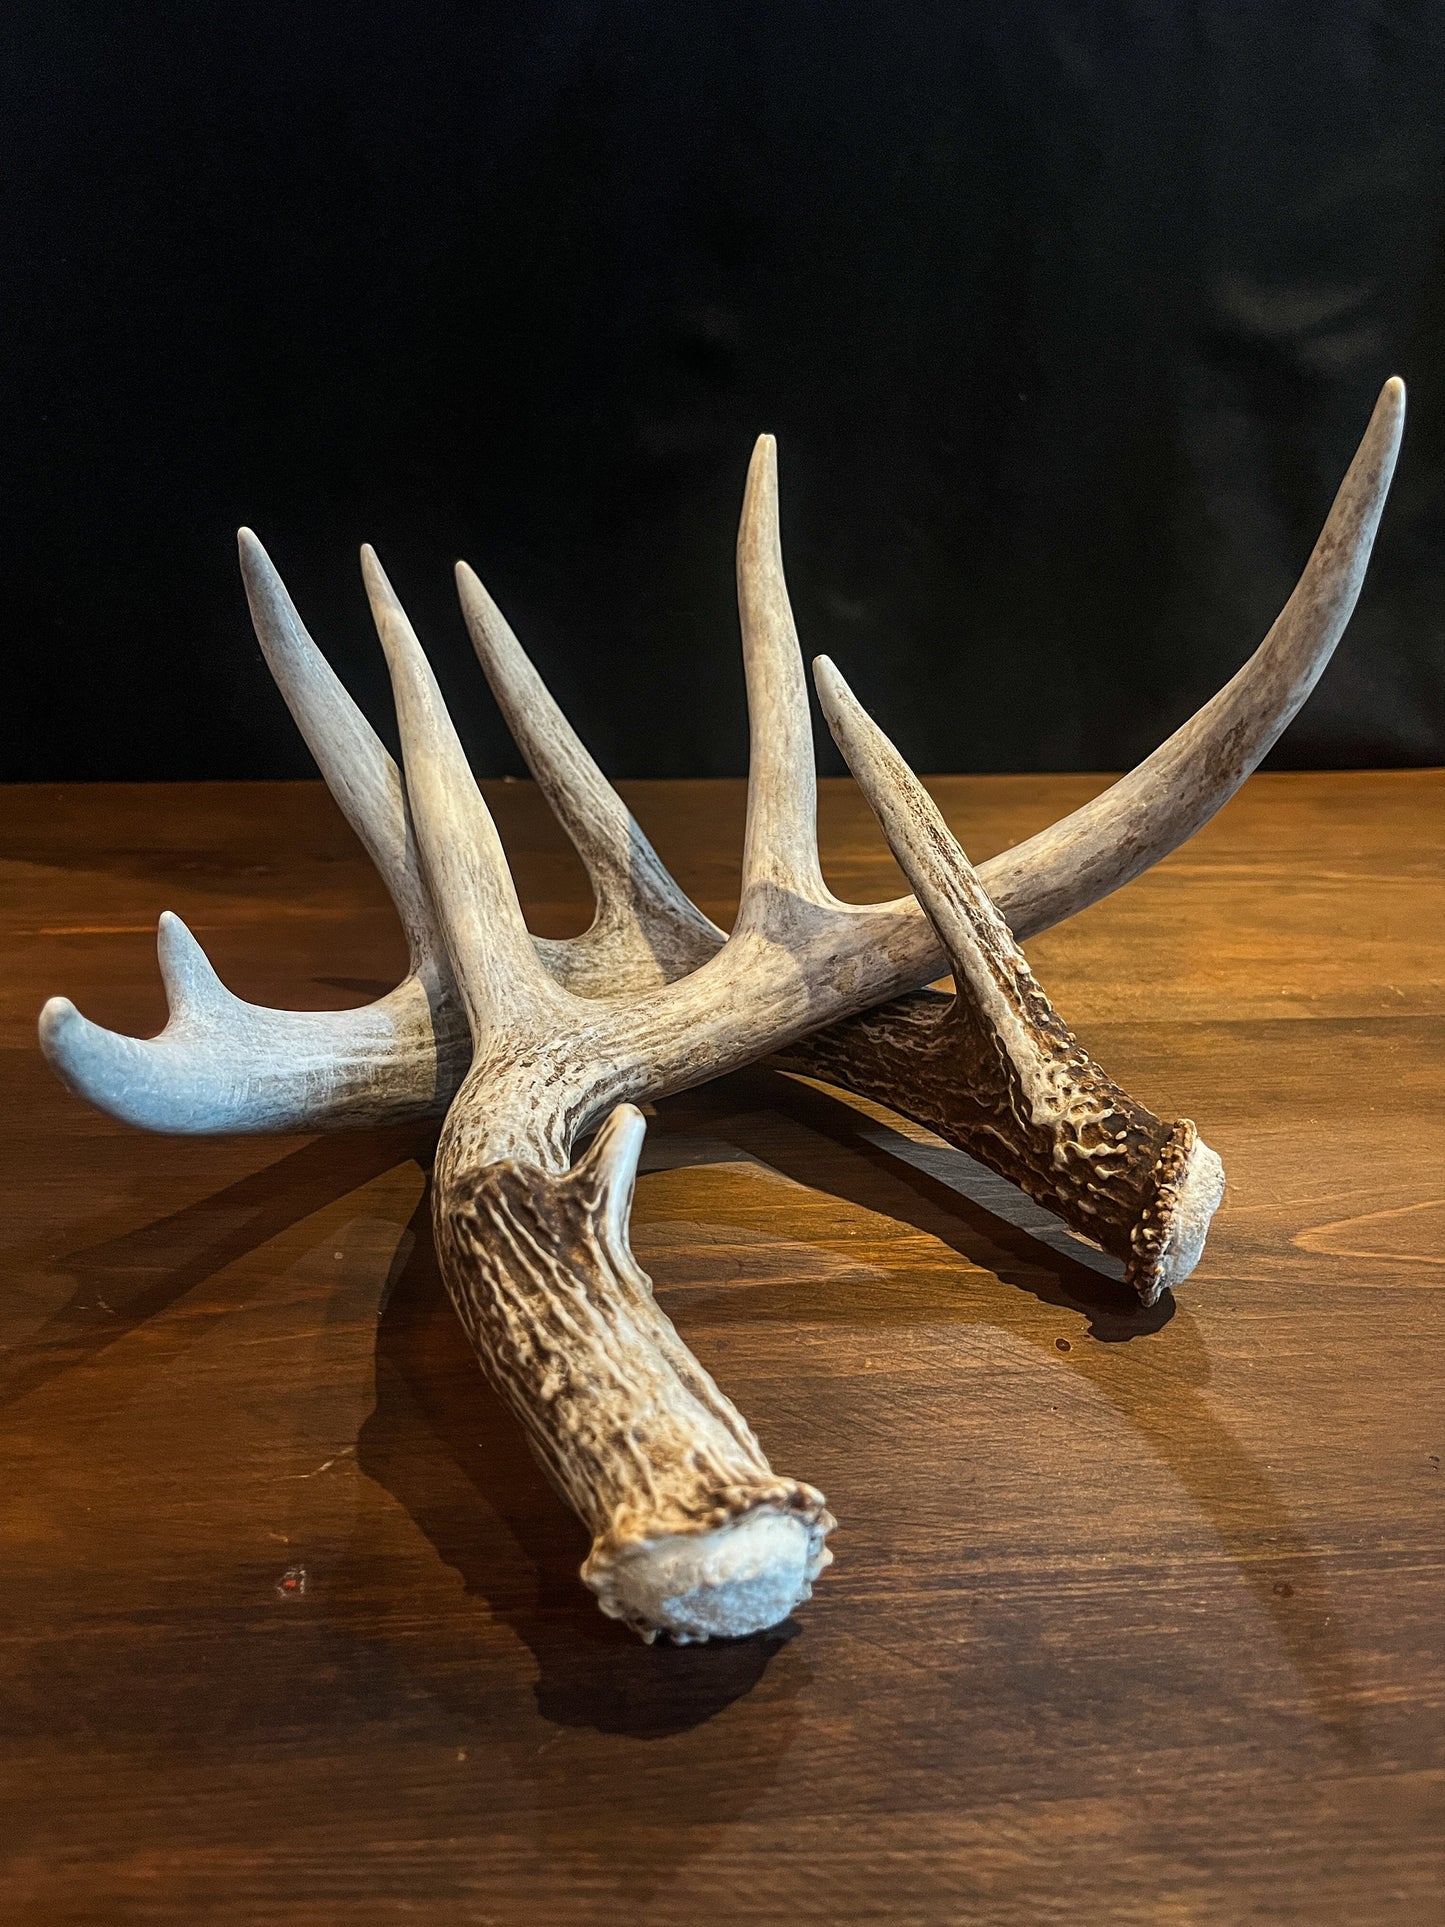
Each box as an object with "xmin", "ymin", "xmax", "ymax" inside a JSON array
[{"xmin": 292, "ymin": 1445, "xmax": 356, "ymax": 1480}]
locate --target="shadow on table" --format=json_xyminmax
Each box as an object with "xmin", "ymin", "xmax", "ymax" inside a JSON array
[
  {"xmin": 663, "ymin": 1065, "xmax": 1172, "ymax": 1338},
  {"xmin": 356, "ymin": 1189, "xmax": 804, "ymax": 1739},
  {"xmin": 651, "ymin": 1068, "xmax": 1370, "ymax": 1759},
  {"xmin": 0, "ymin": 1127, "xmax": 431, "ymax": 1412},
  {"xmin": 16, "ymin": 1060, "xmax": 1369, "ymax": 1762}
]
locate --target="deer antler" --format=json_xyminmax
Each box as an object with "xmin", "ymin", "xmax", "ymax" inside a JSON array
[
  {"xmin": 349, "ymin": 462, "xmax": 903, "ymax": 1642},
  {"xmin": 39, "ymin": 381, "xmax": 1404, "ymax": 1137},
  {"xmin": 797, "ymin": 660, "xmax": 1226, "ymax": 1304},
  {"xmin": 36, "ymin": 530, "xmax": 723, "ymax": 1132},
  {"xmin": 33, "ymin": 387, "xmax": 1403, "ymax": 1640}
]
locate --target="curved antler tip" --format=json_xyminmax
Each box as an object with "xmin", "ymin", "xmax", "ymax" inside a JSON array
[
  {"xmin": 573, "ymin": 1104, "xmax": 648, "ymax": 1242},
  {"xmin": 37, "ymin": 994, "xmax": 80, "ymax": 1049},
  {"xmin": 154, "ymin": 910, "xmax": 232, "ymax": 1017},
  {"xmin": 156, "ymin": 906, "xmax": 203, "ymax": 960},
  {"xmin": 359, "ymin": 543, "xmax": 402, "ymax": 614},
  {"xmin": 1372, "ymin": 375, "xmax": 1406, "ymax": 440},
  {"xmin": 811, "ymin": 654, "xmax": 854, "ymax": 715},
  {"xmin": 738, "ymin": 434, "xmax": 786, "ymax": 572},
  {"xmin": 236, "ymin": 526, "xmax": 275, "ymax": 582},
  {"xmin": 587, "ymin": 1101, "xmax": 647, "ymax": 1173},
  {"xmin": 453, "ymin": 557, "xmax": 495, "ymax": 617},
  {"xmin": 36, "ymin": 995, "xmax": 125, "ymax": 1104},
  {"xmin": 157, "ymin": 907, "xmax": 192, "ymax": 958},
  {"xmin": 745, "ymin": 433, "xmax": 779, "ymax": 491}
]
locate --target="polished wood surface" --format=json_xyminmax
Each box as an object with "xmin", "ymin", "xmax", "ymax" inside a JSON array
[{"xmin": 2, "ymin": 772, "xmax": 1442, "ymax": 1924}]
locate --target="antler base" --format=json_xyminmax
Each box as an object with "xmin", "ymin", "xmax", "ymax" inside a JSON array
[{"xmin": 436, "ymin": 1101, "xmax": 834, "ymax": 1643}]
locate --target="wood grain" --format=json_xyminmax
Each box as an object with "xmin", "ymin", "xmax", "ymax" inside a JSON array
[{"xmin": 1, "ymin": 772, "xmax": 1442, "ymax": 1924}]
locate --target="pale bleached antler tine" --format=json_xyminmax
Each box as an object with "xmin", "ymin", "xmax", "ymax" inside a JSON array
[
  {"xmin": 361, "ymin": 545, "xmax": 561, "ymax": 1036},
  {"xmin": 36, "ymin": 536, "xmax": 472, "ymax": 1135},
  {"xmin": 809, "ymin": 656, "xmax": 1224, "ymax": 1302},
  {"xmin": 812, "ymin": 658, "xmax": 982, "ymax": 956},
  {"xmin": 984, "ymin": 376, "xmax": 1406, "ymax": 939},
  {"xmin": 38, "ymin": 909, "xmax": 460, "ymax": 1133},
  {"xmin": 735, "ymin": 435, "xmax": 831, "ymax": 919},
  {"xmin": 454, "ymin": 558, "xmax": 723, "ymax": 982},
  {"xmin": 238, "ymin": 529, "xmax": 440, "ymax": 964}
]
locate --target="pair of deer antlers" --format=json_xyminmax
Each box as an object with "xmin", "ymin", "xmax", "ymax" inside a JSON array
[{"xmin": 40, "ymin": 380, "xmax": 1404, "ymax": 1644}]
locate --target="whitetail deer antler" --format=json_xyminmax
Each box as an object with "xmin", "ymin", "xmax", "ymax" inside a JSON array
[
  {"xmin": 797, "ymin": 661, "xmax": 1226, "ymax": 1304},
  {"xmin": 350, "ymin": 445, "xmax": 962, "ymax": 1642},
  {"xmin": 35, "ymin": 383, "xmax": 1403, "ymax": 1641},
  {"xmin": 39, "ymin": 380, "xmax": 1403, "ymax": 1138}
]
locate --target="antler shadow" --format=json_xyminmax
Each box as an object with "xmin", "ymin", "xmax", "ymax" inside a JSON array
[
  {"xmin": 650, "ymin": 1068, "xmax": 1370, "ymax": 1758},
  {"xmin": 353, "ymin": 1186, "xmax": 807, "ymax": 1738}
]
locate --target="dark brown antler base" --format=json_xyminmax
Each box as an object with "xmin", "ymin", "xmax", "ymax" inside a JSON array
[
  {"xmin": 436, "ymin": 1103, "xmax": 834, "ymax": 1642},
  {"xmin": 799, "ymin": 663, "xmax": 1225, "ymax": 1306},
  {"xmin": 781, "ymin": 987, "xmax": 1222, "ymax": 1304}
]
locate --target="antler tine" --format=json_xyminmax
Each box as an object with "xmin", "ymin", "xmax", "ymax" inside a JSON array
[
  {"xmin": 43, "ymin": 384, "xmax": 1403, "ymax": 1154},
  {"xmin": 238, "ymin": 529, "xmax": 440, "ymax": 963},
  {"xmin": 455, "ymin": 431, "xmax": 842, "ymax": 970},
  {"xmin": 809, "ymin": 657, "xmax": 1225, "ymax": 1302},
  {"xmin": 37, "ymin": 537, "xmax": 473, "ymax": 1133},
  {"xmin": 454, "ymin": 558, "xmax": 724, "ymax": 984},
  {"xmin": 37, "ymin": 911, "xmax": 458, "ymax": 1133},
  {"xmin": 813, "ymin": 657, "xmax": 1004, "ymax": 957},
  {"xmin": 360, "ymin": 545, "xmax": 563, "ymax": 1038},
  {"xmin": 984, "ymin": 375, "xmax": 1406, "ymax": 939},
  {"xmin": 734, "ymin": 435, "xmax": 833, "ymax": 924},
  {"xmin": 456, "ymin": 434, "xmax": 836, "ymax": 965}
]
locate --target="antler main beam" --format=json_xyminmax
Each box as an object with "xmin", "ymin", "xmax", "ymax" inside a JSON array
[
  {"xmin": 359, "ymin": 478, "xmax": 913, "ymax": 1642},
  {"xmin": 39, "ymin": 383, "xmax": 1403, "ymax": 1136},
  {"xmin": 37, "ymin": 533, "xmax": 722, "ymax": 1131}
]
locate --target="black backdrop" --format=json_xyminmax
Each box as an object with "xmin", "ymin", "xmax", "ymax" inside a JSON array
[{"xmin": 5, "ymin": 2, "xmax": 1445, "ymax": 782}]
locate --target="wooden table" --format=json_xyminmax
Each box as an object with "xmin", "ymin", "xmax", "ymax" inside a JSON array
[{"xmin": 2, "ymin": 772, "xmax": 1442, "ymax": 1925}]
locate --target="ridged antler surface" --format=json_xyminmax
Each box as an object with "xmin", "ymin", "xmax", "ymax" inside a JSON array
[{"xmin": 357, "ymin": 450, "xmax": 922, "ymax": 1640}]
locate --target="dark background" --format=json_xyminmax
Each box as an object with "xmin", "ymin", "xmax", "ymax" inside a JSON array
[{"xmin": 5, "ymin": 1, "xmax": 1445, "ymax": 783}]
